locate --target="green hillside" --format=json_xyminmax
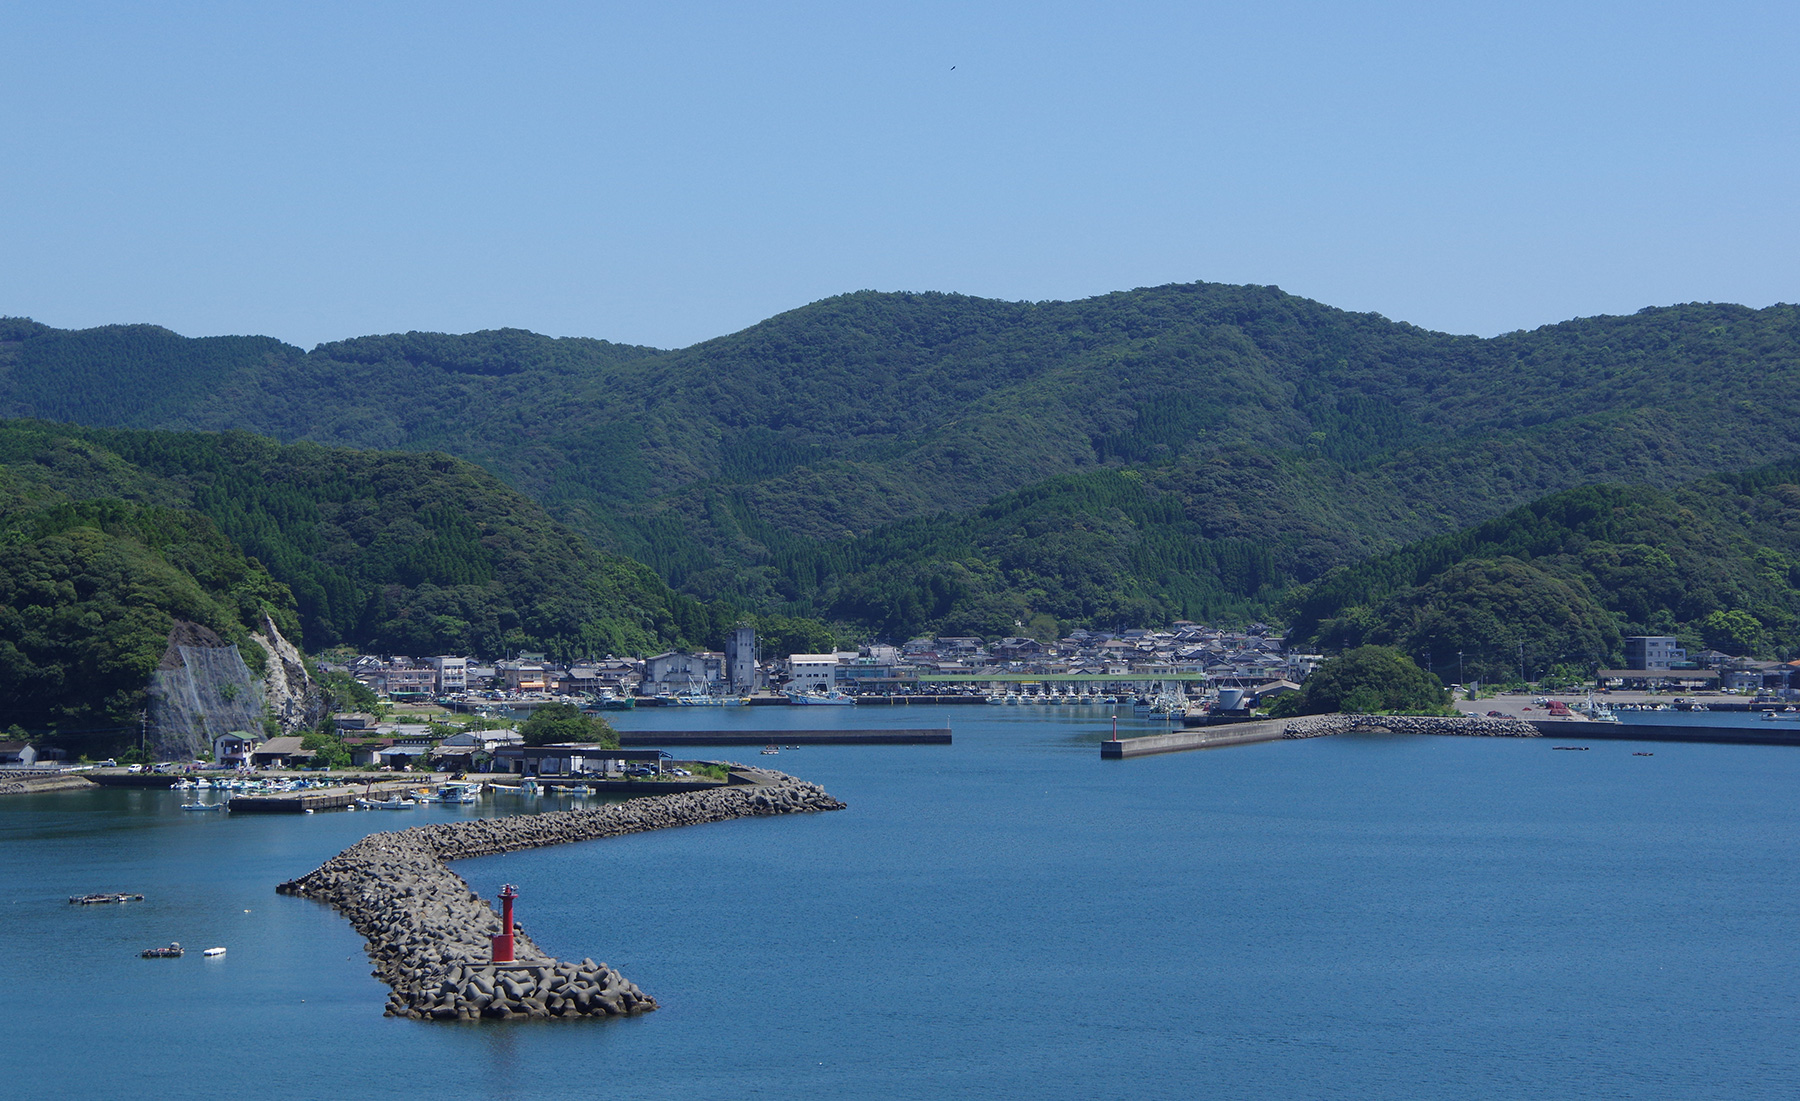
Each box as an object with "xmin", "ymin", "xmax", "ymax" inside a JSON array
[
  {"xmin": 0, "ymin": 492, "xmax": 296, "ymax": 747},
  {"xmin": 6, "ymin": 285, "xmax": 1800, "ymax": 637},
  {"xmin": 1285, "ymin": 461, "xmax": 1800, "ymax": 682},
  {"xmin": 0, "ymin": 420, "xmax": 730, "ymax": 680}
]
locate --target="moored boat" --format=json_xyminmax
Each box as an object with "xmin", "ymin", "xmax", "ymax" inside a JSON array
[{"xmin": 785, "ymin": 689, "xmax": 856, "ymax": 705}]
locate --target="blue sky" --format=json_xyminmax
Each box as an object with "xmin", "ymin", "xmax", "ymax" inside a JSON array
[{"xmin": 3, "ymin": 1, "xmax": 1795, "ymax": 349}]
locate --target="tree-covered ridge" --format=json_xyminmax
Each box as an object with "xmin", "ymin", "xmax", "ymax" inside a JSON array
[
  {"xmin": 8, "ymin": 288, "xmax": 1800, "ymax": 591},
  {"xmin": 0, "ymin": 422, "xmax": 719, "ymax": 662},
  {"xmin": 0, "ymin": 496, "xmax": 296, "ymax": 745},
  {"xmin": 1284, "ymin": 460, "xmax": 1800, "ymax": 683}
]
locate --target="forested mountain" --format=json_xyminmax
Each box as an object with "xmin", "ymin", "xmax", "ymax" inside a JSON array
[
  {"xmin": 0, "ymin": 493, "xmax": 295, "ymax": 744},
  {"xmin": 0, "ymin": 423, "xmax": 729, "ymax": 740},
  {"xmin": 4, "ymin": 284, "xmax": 1799, "ymax": 642},
  {"xmin": 1283, "ymin": 459, "xmax": 1800, "ymax": 682}
]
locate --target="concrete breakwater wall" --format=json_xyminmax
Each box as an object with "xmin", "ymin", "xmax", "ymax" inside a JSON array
[
  {"xmin": 1282, "ymin": 715, "xmax": 1542, "ymax": 739},
  {"xmin": 278, "ymin": 771, "xmax": 846, "ymax": 1021}
]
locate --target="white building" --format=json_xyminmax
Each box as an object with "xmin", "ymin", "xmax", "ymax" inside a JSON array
[
  {"xmin": 785, "ymin": 654, "xmax": 838, "ymax": 693},
  {"xmin": 429, "ymin": 656, "xmax": 468, "ymax": 693}
]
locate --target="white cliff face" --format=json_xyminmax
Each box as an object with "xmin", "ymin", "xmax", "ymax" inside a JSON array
[{"xmin": 252, "ymin": 613, "xmax": 324, "ymax": 732}]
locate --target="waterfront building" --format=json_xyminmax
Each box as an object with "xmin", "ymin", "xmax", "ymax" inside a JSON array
[
  {"xmin": 1623, "ymin": 636, "xmax": 1687, "ymax": 670},
  {"xmin": 723, "ymin": 626, "xmax": 759, "ymax": 695},
  {"xmin": 785, "ymin": 654, "xmax": 838, "ymax": 693}
]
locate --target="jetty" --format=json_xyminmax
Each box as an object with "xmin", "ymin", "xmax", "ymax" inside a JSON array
[
  {"xmin": 618, "ymin": 728, "xmax": 950, "ymax": 747},
  {"xmin": 1101, "ymin": 719, "xmax": 1293, "ymax": 758},
  {"xmin": 1103, "ymin": 714, "xmax": 1543, "ymax": 758},
  {"xmin": 1528, "ymin": 719, "xmax": 1800, "ymax": 747},
  {"xmin": 277, "ymin": 769, "xmax": 844, "ymax": 1021},
  {"xmin": 228, "ymin": 781, "xmax": 426, "ymax": 814}
]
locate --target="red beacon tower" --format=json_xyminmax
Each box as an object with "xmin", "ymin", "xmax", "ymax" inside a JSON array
[{"xmin": 490, "ymin": 884, "xmax": 518, "ymax": 963}]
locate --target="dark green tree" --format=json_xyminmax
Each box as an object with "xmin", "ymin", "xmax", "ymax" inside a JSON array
[
  {"xmin": 519, "ymin": 703, "xmax": 618, "ymax": 748},
  {"xmin": 1287, "ymin": 646, "xmax": 1452, "ymax": 716}
]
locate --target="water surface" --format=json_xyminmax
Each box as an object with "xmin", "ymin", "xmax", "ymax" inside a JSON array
[{"xmin": 6, "ymin": 708, "xmax": 1798, "ymax": 1100}]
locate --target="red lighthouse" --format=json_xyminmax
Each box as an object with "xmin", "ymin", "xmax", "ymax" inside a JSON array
[{"xmin": 490, "ymin": 884, "xmax": 518, "ymax": 963}]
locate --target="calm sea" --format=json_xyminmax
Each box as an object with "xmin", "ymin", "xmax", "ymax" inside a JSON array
[{"xmin": 6, "ymin": 707, "xmax": 1799, "ymax": 1101}]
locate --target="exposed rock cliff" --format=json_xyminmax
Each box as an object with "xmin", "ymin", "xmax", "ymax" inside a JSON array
[{"xmin": 250, "ymin": 612, "xmax": 324, "ymax": 733}]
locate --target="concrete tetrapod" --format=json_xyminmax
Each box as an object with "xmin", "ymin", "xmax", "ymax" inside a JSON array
[{"xmin": 277, "ymin": 770, "xmax": 846, "ymax": 1020}]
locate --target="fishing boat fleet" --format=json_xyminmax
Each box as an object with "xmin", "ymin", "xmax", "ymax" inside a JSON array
[
  {"xmin": 986, "ymin": 689, "xmax": 1123, "ymax": 705},
  {"xmin": 355, "ymin": 781, "xmax": 486, "ymax": 810}
]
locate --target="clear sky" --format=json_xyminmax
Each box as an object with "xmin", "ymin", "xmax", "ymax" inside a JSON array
[{"xmin": 3, "ymin": 1, "xmax": 1796, "ymax": 350}]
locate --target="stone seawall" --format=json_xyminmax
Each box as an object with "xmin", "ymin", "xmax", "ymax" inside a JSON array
[
  {"xmin": 278, "ymin": 770, "xmax": 845, "ymax": 1021},
  {"xmin": 0, "ymin": 773, "xmax": 97, "ymax": 796},
  {"xmin": 1283, "ymin": 715, "xmax": 1542, "ymax": 739}
]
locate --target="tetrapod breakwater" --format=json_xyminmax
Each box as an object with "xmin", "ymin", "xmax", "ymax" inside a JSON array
[{"xmin": 277, "ymin": 770, "xmax": 845, "ymax": 1021}]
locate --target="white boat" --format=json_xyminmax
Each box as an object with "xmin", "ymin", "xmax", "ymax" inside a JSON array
[
  {"xmin": 432, "ymin": 782, "xmax": 482, "ymax": 803},
  {"xmin": 1760, "ymin": 710, "xmax": 1800, "ymax": 721},
  {"xmin": 181, "ymin": 801, "xmax": 227, "ymax": 811},
  {"xmin": 786, "ymin": 689, "xmax": 856, "ymax": 705},
  {"xmin": 356, "ymin": 796, "xmax": 418, "ymax": 810},
  {"xmin": 202, "ymin": 947, "xmax": 226, "ymax": 958},
  {"xmin": 760, "ymin": 744, "xmax": 780, "ymax": 755}
]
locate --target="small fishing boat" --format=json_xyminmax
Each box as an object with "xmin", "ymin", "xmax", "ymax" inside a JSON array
[
  {"xmin": 760, "ymin": 744, "xmax": 779, "ymax": 755},
  {"xmin": 431, "ymin": 782, "xmax": 482, "ymax": 803},
  {"xmin": 141, "ymin": 942, "xmax": 184, "ymax": 959},
  {"xmin": 785, "ymin": 689, "xmax": 856, "ymax": 705},
  {"xmin": 181, "ymin": 801, "xmax": 227, "ymax": 811},
  {"xmin": 356, "ymin": 796, "xmax": 418, "ymax": 810}
]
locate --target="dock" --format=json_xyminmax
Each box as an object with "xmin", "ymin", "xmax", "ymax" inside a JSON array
[
  {"xmin": 617, "ymin": 728, "xmax": 951, "ymax": 747},
  {"xmin": 228, "ymin": 781, "xmax": 427, "ymax": 813},
  {"xmin": 1100, "ymin": 720, "xmax": 1290, "ymax": 758}
]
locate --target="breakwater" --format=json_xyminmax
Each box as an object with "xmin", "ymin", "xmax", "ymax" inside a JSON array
[
  {"xmin": 0, "ymin": 773, "xmax": 97, "ymax": 796},
  {"xmin": 1283, "ymin": 715, "xmax": 1542, "ymax": 739},
  {"xmin": 1103, "ymin": 714, "xmax": 1542, "ymax": 758},
  {"xmin": 618, "ymin": 729, "xmax": 950, "ymax": 746},
  {"xmin": 277, "ymin": 770, "xmax": 846, "ymax": 1021}
]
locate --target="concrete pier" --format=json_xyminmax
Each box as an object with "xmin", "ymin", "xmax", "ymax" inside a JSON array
[
  {"xmin": 619, "ymin": 729, "xmax": 950, "ymax": 747},
  {"xmin": 1101, "ymin": 719, "xmax": 1291, "ymax": 758},
  {"xmin": 1530, "ymin": 719, "xmax": 1800, "ymax": 746}
]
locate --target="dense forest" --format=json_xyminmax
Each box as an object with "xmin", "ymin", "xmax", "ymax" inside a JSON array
[
  {"xmin": 0, "ymin": 493, "xmax": 295, "ymax": 746},
  {"xmin": 0, "ymin": 422, "xmax": 800, "ymax": 742},
  {"xmin": 6, "ymin": 287, "xmax": 1800, "ymax": 617},
  {"xmin": 1284, "ymin": 460, "xmax": 1800, "ymax": 683},
  {"xmin": 6, "ymin": 284, "xmax": 1800, "ymax": 707}
]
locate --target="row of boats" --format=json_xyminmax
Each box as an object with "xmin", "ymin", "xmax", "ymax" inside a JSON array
[
  {"xmin": 988, "ymin": 691, "xmax": 1124, "ymax": 705},
  {"xmin": 648, "ymin": 689, "xmax": 859, "ymax": 706}
]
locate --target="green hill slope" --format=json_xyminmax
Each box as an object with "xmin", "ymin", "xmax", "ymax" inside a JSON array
[
  {"xmin": 0, "ymin": 422, "xmax": 716, "ymax": 677},
  {"xmin": 1284, "ymin": 461, "xmax": 1800, "ymax": 682},
  {"xmin": 6, "ymin": 285, "xmax": 1800, "ymax": 626}
]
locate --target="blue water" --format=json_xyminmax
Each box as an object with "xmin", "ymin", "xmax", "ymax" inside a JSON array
[{"xmin": 7, "ymin": 708, "xmax": 1800, "ymax": 1100}]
